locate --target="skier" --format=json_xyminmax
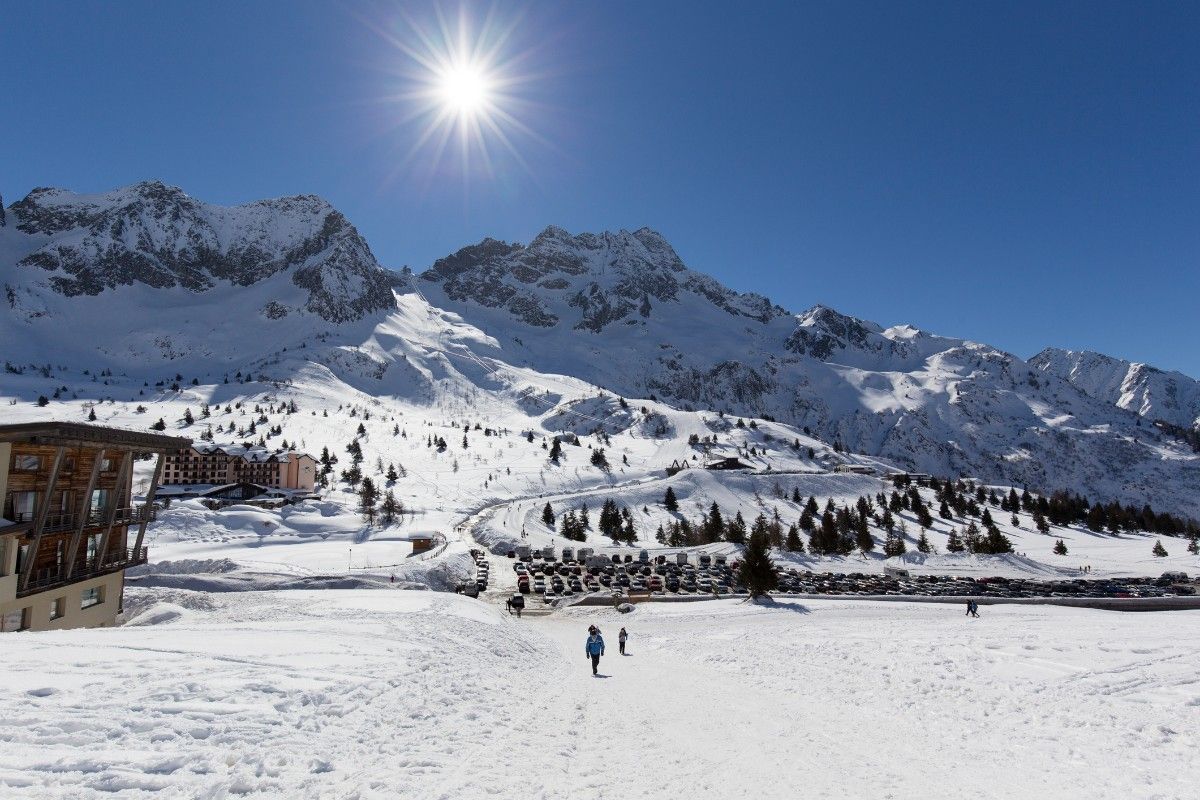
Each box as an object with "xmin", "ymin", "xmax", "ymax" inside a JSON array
[
  {"xmin": 585, "ymin": 629, "xmax": 606, "ymax": 675},
  {"xmin": 618, "ymin": 627, "xmax": 628, "ymax": 655},
  {"xmin": 967, "ymin": 600, "xmax": 980, "ymax": 618}
]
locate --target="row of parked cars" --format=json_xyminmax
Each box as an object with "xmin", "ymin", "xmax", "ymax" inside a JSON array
[
  {"xmin": 510, "ymin": 549, "xmax": 749, "ymax": 601},
  {"xmin": 774, "ymin": 569, "xmax": 1197, "ymax": 599},
  {"xmin": 455, "ymin": 548, "xmax": 491, "ymax": 597},
  {"xmin": 491, "ymin": 545, "xmax": 1196, "ymax": 602}
]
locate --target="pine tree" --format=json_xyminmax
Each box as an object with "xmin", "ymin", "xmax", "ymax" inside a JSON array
[
  {"xmin": 380, "ymin": 490, "xmax": 402, "ymax": 525},
  {"xmin": 183, "ymin": 408, "xmax": 194, "ymax": 425},
  {"xmin": 622, "ymin": 515, "xmax": 637, "ymax": 545},
  {"xmin": 916, "ymin": 529, "xmax": 932, "ymax": 554},
  {"xmin": 1053, "ymin": 539, "xmax": 1068, "ymax": 556},
  {"xmin": 580, "ymin": 503, "xmax": 590, "ymax": 529},
  {"xmin": 981, "ymin": 525, "xmax": 1014, "ymax": 554},
  {"xmin": 151, "ymin": 418, "xmax": 166, "ymax": 431},
  {"xmin": 855, "ymin": 514, "xmax": 874, "ymax": 553},
  {"xmin": 1152, "ymin": 540, "xmax": 1168, "ymax": 557},
  {"xmin": 663, "ymin": 486, "xmax": 679, "ymax": 512},
  {"xmin": 785, "ymin": 524, "xmax": 804, "ymax": 553},
  {"xmin": 883, "ymin": 529, "xmax": 907, "ymax": 557},
  {"xmin": 1188, "ymin": 535, "xmax": 1199, "ymax": 555},
  {"xmin": 359, "ymin": 478, "xmax": 378, "ymax": 522},
  {"xmin": 725, "ymin": 512, "xmax": 747, "ymax": 545},
  {"xmin": 386, "ymin": 464, "xmax": 399, "ymax": 482},
  {"xmin": 549, "ymin": 438, "xmax": 562, "ymax": 463},
  {"xmin": 702, "ymin": 502, "xmax": 725, "ymax": 543},
  {"xmin": 87, "ymin": 406, "xmax": 97, "ymax": 422},
  {"xmin": 946, "ymin": 528, "xmax": 965, "ymax": 553},
  {"xmin": 738, "ymin": 525, "xmax": 779, "ymax": 599},
  {"xmin": 590, "ymin": 448, "xmax": 610, "ymax": 470},
  {"xmin": 542, "ymin": 502, "xmax": 555, "ymax": 527}
]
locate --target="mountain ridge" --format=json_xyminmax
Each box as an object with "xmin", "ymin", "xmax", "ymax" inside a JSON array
[{"xmin": 2, "ymin": 184, "xmax": 1198, "ymax": 517}]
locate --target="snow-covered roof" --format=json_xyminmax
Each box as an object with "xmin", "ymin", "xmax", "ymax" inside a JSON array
[{"xmin": 186, "ymin": 443, "xmax": 314, "ymax": 463}]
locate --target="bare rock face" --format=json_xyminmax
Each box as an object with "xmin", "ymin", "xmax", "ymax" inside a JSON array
[
  {"xmin": 7, "ymin": 181, "xmax": 396, "ymax": 323},
  {"xmin": 421, "ymin": 225, "xmax": 788, "ymax": 331}
]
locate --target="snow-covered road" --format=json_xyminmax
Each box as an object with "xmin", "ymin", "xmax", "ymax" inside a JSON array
[{"xmin": 1, "ymin": 589, "xmax": 1196, "ymax": 799}]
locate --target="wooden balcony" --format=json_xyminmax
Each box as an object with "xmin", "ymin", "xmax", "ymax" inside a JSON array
[
  {"xmin": 18, "ymin": 546, "xmax": 149, "ymax": 597},
  {"xmin": 7, "ymin": 505, "xmax": 156, "ymax": 533}
]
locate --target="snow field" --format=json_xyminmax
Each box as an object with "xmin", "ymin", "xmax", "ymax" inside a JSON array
[{"xmin": 1, "ymin": 590, "xmax": 1197, "ymax": 799}]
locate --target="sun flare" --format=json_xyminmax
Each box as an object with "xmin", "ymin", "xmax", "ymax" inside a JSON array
[{"xmin": 375, "ymin": 5, "xmax": 546, "ymax": 182}]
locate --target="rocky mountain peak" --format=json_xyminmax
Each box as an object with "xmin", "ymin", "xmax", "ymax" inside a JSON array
[
  {"xmin": 421, "ymin": 225, "xmax": 787, "ymax": 331},
  {"xmin": 2, "ymin": 182, "xmax": 396, "ymax": 324}
]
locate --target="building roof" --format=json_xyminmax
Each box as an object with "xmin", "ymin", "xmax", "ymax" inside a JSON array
[
  {"xmin": 0, "ymin": 421, "xmax": 191, "ymax": 451},
  {"xmin": 184, "ymin": 443, "xmax": 314, "ymax": 463}
]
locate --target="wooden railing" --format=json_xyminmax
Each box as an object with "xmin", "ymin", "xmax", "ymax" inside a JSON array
[
  {"xmin": 6, "ymin": 505, "xmax": 155, "ymax": 532},
  {"xmin": 19, "ymin": 547, "xmax": 149, "ymax": 597}
]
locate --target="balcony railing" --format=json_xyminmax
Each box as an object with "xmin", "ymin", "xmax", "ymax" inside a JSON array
[
  {"xmin": 5, "ymin": 505, "xmax": 155, "ymax": 532},
  {"xmin": 19, "ymin": 547, "xmax": 149, "ymax": 597}
]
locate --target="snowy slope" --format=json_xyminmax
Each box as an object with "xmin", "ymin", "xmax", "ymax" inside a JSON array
[
  {"xmin": 3, "ymin": 184, "xmax": 1199, "ymax": 521},
  {"xmin": 2, "ymin": 588, "xmax": 1197, "ymax": 798},
  {"xmin": 418, "ymin": 227, "xmax": 1200, "ymax": 517},
  {"xmin": 1031, "ymin": 347, "xmax": 1200, "ymax": 430}
]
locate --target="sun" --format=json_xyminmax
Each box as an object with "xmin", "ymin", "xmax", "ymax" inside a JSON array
[
  {"xmin": 370, "ymin": 4, "xmax": 548, "ymax": 183},
  {"xmin": 437, "ymin": 64, "xmax": 491, "ymax": 116}
]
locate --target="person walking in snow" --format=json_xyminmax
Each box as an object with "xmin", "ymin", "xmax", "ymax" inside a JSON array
[
  {"xmin": 618, "ymin": 627, "xmax": 628, "ymax": 655},
  {"xmin": 585, "ymin": 630, "xmax": 606, "ymax": 675}
]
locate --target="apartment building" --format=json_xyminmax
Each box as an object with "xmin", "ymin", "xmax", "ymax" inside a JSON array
[
  {"xmin": 162, "ymin": 444, "xmax": 316, "ymax": 491},
  {"xmin": 0, "ymin": 422, "xmax": 190, "ymax": 632}
]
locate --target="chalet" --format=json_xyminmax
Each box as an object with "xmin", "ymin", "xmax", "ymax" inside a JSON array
[
  {"xmin": 705, "ymin": 457, "xmax": 753, "ymax": 471},
  {"xmin": 886, "ymin": 472, "xmax": 933, "ymax": 487},
  {"xmin": 0, "ymin": 422, "xmax": 189, "ymax": 632},
  {"xmin": 400, "ymin": 532, "xmax": 441, "ymax": 556},
  {"xmin": 834, "ymin": 464, "xmax": 876, "ymax": 475},
  {"xmin": 162, "ymin": 444, "xmax": 317, "ymax": 491}
]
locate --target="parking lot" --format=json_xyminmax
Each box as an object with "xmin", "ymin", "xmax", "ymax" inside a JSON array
[
  {"xmin": 774, "ymin": 568, "xmax": 1198, "ymax": 600},
  {"xmin": 461, "ymin": 546, "xmax": 1197, "ymax": 606}
]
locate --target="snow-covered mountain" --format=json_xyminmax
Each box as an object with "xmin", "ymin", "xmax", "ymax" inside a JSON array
[
  {"xmin": 0, "ymin": 181, "xmax": 395, "ymax": 367},
  {"xmin": 1030, "ymin": 348, "xmax": 1200, "ymax": 431},
  {"xmin": 2, "ymin": 184, "xmax": 1198, "ymax": 518},
  {"xmin": 418, "ymin": 226, "xmax": 1200, "ymax": 516}
]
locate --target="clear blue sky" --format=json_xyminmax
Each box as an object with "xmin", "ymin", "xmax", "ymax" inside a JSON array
[{"xmin": 3, "ymin": 1, "xmax": 1197, "ymax": 376}]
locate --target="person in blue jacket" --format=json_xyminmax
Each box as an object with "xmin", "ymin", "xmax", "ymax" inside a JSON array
[{"xmin": 585, "ymin": 629, "xmax": 606, "ymax": 675}]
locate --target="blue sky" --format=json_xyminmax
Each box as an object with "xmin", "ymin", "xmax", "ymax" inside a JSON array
[{"xmin": 3, "ymin": 1, "xmax": 1197, "ymax": 376}]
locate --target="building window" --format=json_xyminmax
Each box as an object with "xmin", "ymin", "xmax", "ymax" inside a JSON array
[
  {"xmin": 13, "ymin": 454, "xmax": 40, "ymax": 471},
  {"xmin": 10, "ymin": 491, "xmax": 37, "ymax": 522},
  {"xmin": 81, "ymin": 586, "xmax": 104, "ymax": 609},
  {"xmin": 99, "ymin": 457, "xmax": 113, "ymax": 472},
  {"xmin": 1, "ymin": 608, "xmax": 26, "ymax": 632},
  {"xmin": 49, "ymin": 597, "xmax": 64, "ymax": 620},
  {"xmin": 90, "ymin": 488, "xmax": 110, "ymax": 514}
]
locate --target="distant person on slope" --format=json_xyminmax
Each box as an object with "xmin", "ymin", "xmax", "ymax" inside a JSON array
[
  {"xmin": 618, "ymin": 627, "xmax": 628, "ymax": 655},
  {"xmin": 586, "ymin": 630, "xmax": 606, "ymax": 675}
]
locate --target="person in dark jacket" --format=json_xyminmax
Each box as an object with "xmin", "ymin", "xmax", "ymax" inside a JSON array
[
  {"xmin": 585, "ymin": 631, "xmax": 605, "ymax": 675},
  {"xmin": 618, "ymin": 627, "xmax": 628, "ymax": 655}
]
